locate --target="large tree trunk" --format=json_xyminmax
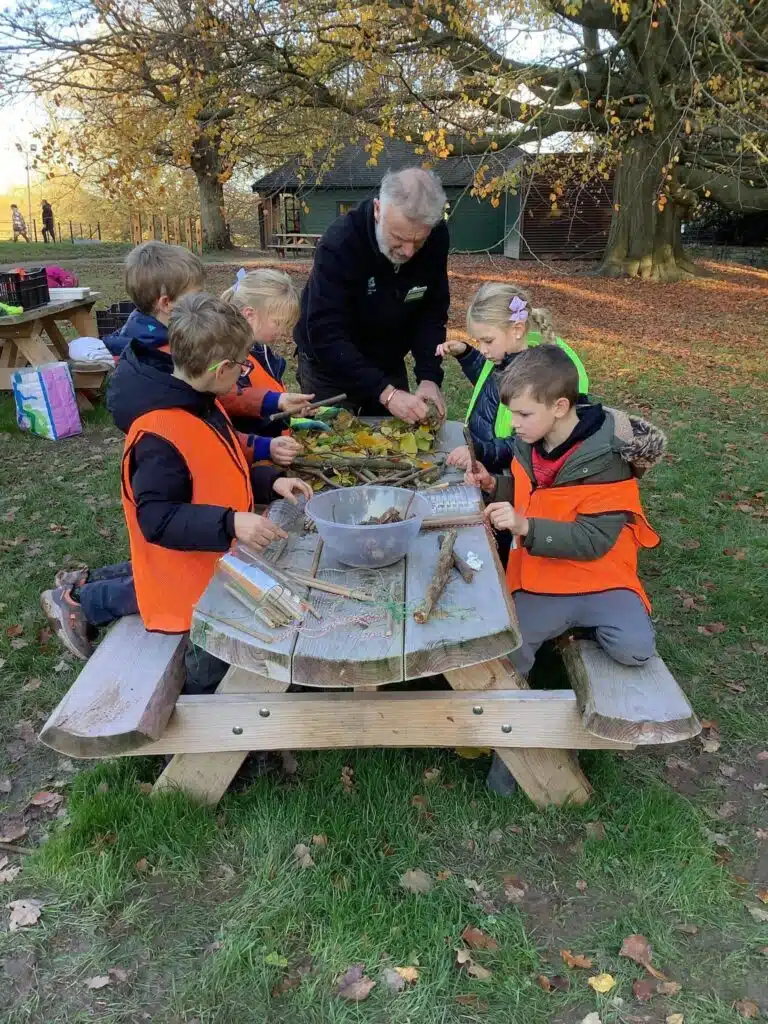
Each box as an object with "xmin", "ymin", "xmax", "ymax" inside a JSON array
[
  {"xmin": 190, "ymin": 135, "xmax": 231, "ymax": 251},
  {"xmin": 601, "ymin": 133, "xmax": 696, "ymax": 283}
]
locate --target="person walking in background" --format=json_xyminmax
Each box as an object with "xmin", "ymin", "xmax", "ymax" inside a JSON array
[
  {"xmin": 11, "ymin": 204, "xmax": 29, "ymax": 242},
  {"xmin": 42, "ymin": 200, "xmax": 55, "ymax": 243}
]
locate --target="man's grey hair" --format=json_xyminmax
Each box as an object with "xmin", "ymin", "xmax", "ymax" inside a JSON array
[{"xmin": 379, "ymin": 167, "xmax": 447, "ymax": 227}]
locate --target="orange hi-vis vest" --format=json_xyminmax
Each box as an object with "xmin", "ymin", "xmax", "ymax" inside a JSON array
[
  {"xmin": 121, "ymin": 405, "xmax": 254, "ymax": 633},
  {"xmin": 505, "ymin": 458, "xmax": 660, "ymax": 611},
  {"xmin": 246, "ymin": 350, "xmax": 285, "ymax": 395}
]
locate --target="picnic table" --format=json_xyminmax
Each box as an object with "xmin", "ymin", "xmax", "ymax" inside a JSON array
[
  {"xmin": 268, "ymin": 232, "xmax": 322, "ymax": 257},
  {"xmin": 39, "ymin": 419, "xmax": 701, "ymax": 807},
  {"xmin": 0, "ymin": 294, "xmax": 108, "ymax": 409}
]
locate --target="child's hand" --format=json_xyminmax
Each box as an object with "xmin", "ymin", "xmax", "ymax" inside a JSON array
[
  {"xmin": 447, "ymin": 445, "xmax": 471, "ymax": 469},
  {"xmin": 269, "ymin": 436, "xmax": 302, "ymax": 466},
  {"xmin": 278, "ymin": 392, "xmax": 315, "ymax": 416},
  {"xmin": 272, "ymin": 477, "xmax": 313, "ymax": 504},
  {"xmin": 233, "ymin": 512, "xmax": 287, "ymax": 550},
  {"xmin": 465, "ymin": 463, "xmax": 496, "ymax": 494},
  {"xmin": 435, "ymin": 339, "xmax": 468, "ymax": 358},
  {"xmin": 484, "ymin": 502, "xmax": 529, "ymax": 536}
]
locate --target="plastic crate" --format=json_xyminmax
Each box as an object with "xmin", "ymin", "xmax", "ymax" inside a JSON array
[
  {"xmin": 95, "ymin": 300, "xmax": 135, "ymax": 340},
  {"xmin": 0, "ymin": 267, "xmax": 50, "ymax": 311}
]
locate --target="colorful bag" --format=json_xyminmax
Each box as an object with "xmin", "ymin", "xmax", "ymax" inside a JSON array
[{"xmin": 12, "ymin": 362, "xmax": 82, "ymax": 440}]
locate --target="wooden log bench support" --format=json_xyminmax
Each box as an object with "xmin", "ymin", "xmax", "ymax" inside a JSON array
[
  {"xmin": 560, "ymin": 638, "xmax": 701, "ymax": 746},
  {"xmin": 39, "ymin": 616, "xmax": 186, "ymax": 758}
]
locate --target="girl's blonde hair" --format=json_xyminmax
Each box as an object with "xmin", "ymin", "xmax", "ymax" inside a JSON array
[
  {"xmin": 466, "ymin": 282, "xmax": 555, "ymax": 343},
  {"xmin": 220, "ymin": 268, "xmax": 300, "ymax": 328}
]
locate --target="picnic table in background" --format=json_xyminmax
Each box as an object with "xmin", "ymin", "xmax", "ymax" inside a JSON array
[
  {"xmin": 267, "ymin": 233, "xmax": 322, "ymax": 257},
  {"xmin": 0, "ymin": 294, "xmax": 107, "ymax": 409}
]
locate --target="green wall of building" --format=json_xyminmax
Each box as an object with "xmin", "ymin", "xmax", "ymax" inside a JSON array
[{"xmin": 297, "ymin": 186, "xmax": 508, "ymax": 254}]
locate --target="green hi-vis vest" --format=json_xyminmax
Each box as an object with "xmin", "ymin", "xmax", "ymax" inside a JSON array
[{"xmin": 464, "ymin": 332, "xmax": 589, "ymax": 438}]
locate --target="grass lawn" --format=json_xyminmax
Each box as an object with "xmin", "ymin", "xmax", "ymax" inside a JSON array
[{"xmin": 1, "ymin": 253, "xmax": 767, "ymax": 1023}]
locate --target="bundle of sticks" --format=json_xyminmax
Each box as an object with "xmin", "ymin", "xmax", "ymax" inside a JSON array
[
  {"xmin": 294, "ymin": 453, "xmax": 445, "ymax": 490},
  {"xmin": 218, "ymin": 553, "xmax": 307, "ymax": 629}
]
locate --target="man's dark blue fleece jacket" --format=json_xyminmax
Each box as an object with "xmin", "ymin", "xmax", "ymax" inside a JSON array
[
  {"xmin": 293, "ymin": 199, "xmax": 449, "ymax": 411},
  {"xmin": 107, "ymin": 340, "xmax": 282, "ymax": 552}
]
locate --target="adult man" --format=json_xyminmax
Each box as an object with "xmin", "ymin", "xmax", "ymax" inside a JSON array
[
  {"xmin": 294, "ymin": 167, "xmax": 449, "ymax": 423},
  {"xmin": 42, "ymin": 200, "xmax": 55, "ymax": 243}
]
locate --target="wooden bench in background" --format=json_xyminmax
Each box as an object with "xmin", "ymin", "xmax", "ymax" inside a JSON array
[{"xmin": 40, "ymin": 622, "xmax": 700, "ymax": 807}]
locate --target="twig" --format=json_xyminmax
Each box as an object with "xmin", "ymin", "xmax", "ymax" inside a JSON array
[
  {"xmin": 0, "ymin": 842, "xmax": 34, "ymax": 856},
  {"xmin": 282, "ymin": 572, "xmax": 375, "ymax": 603},
  {"xmin": 300, "ymin": 466, "xmax": 339, "ymax": 489},
  {"xmin": 295, "ymin": 455, "xmax": 412, "ymax": 471},
  {"xmin": 404, "ymin": 489, "xmax": 418, "ymax": 520},
  {"xmin": 463, "ymin": 425, "xmax": 479, "ymax": 477},
  {"xmin": 267, "ymin": 393, "xmax": 347, "ymax": 423},
  {"xmin": 438, "ymin": 533, "xmax": 476, "ymax": 583},
  {"xmin": 421, "ymin": 512, "xmax": 485, "ymax": 530},
  {"xmin": 309, "ymin": 538, "xmax": 324, "ymax": 578},
  {"xmin": 414, "ymin": 530, "xmax": 457, "ymax": 624}
]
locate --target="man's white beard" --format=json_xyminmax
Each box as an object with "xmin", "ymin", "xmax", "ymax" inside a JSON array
[{"xmin": 375, "ymin": 219, "xmax": 407, "ymax": 266}]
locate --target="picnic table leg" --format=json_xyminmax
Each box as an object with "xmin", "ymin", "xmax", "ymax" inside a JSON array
[
  {"xmin": 152, "ymin": 666, "xmax": 290, "ymax": 804},
  {"xmin": 444, "ymin": 657, "xmax": 593, "ymax": 807},
  {"xmin": 12, "ymin": 321, "xmax": 58, "ymax": 368},
  {"xmin": 40, "ymin": 317, "xmax": 71, "ymax": 360},
  {"xmin": 67, "ymin": 306, "xmax": 98, "ymax": 339}
]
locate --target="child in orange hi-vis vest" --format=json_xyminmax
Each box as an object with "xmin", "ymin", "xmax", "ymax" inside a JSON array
[
  {"xmin": 41, "ymin": 295, "xmax": 312, "ymax": 697},
  {"xmin": 465, "ymin": 344, "xmax": 666, "ymax": 791},
  {"xmin": 220, "ymin": 268, "xmax": 313, "ymax": 465}
]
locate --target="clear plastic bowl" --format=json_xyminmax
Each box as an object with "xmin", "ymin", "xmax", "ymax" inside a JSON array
[{"xmin": 305, "ymin": 486, "xmax": 431, "ymax": 568}]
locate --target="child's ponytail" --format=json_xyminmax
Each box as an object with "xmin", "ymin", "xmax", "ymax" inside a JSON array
[{"xmin": 466, "ymin": 281, "xmax": 555, "ymax": 342}]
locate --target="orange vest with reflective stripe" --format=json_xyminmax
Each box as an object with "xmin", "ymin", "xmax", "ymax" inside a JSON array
[
  {"xmin": 505, "ymin": 459, "xmax": 660, "ymax": 611},
  {"xmin": 245, "ymin": 350, "xmax": 285, "ymax": 395},
  {"xmin": 121, "ymin": 405, "xmax": 253, "ymax": 633}
]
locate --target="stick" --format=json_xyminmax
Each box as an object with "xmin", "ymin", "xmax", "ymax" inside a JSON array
[
  {"xmin": 267, "ymin": 393, "xmax": 347, "ymax": 423},
  {"xmin": 282, "ymin": 571, "xmax": 375, "ymax": 603},
  {"xmin": 300, "ymin": 466, "xmax": 339, "ymax": 489},
  {"xmin": 295, "ymin": 456, "xmax": 412, "ymax": 471},
  {"xmin": 438, "ymin": 532, "xmax": 475, "ymax": 583},
  {"xmin": 421, "ymin": 512, "xmax": 485, "ymax": 530},
  {"xmin": 414, "ymin": 530, "xmax": 457, "ymax": 624},
  {"xmin": 463, "ymin": 425, "xmax": 479, "ymax": 477},
  {"xmin": 309, "ymin": 538, "xmax": 324, "ymax": 578},
  {"xmin": 0, "ymin": 842, "xmax": 34, "ymax": 856}
]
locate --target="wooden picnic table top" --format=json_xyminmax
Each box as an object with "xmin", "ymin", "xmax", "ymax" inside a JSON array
[
  {"xmin": 192, "ymin": 419, "xmax": 521, "ymax": 688},
  {"xmin": 0, "ymin": 293, "xmax": 100, "ymax": 328},
  {"xmin": 272, "ymin": 232, "xmax": 322, "ymax": 239}
]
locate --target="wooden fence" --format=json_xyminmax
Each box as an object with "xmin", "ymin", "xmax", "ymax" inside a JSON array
[{"xmin": 130, "ymin": 213, "xmax": 204, "ymax": 254}]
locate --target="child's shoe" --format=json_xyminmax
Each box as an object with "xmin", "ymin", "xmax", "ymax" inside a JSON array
[{"xmin": 40, "ymin": 587, "xmax": 93, "ymax": 661}]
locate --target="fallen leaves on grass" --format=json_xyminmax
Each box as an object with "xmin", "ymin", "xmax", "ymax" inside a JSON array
[
  {"xmin": 15, "ymin": 720, "xmax": 37, "ymax": 744},
  {"xmin": 0, "ymin": 856, "xmax": 22, "ymax": 883},
  {"xmin": 756, "ymin": 890, "xmax": 768, "ymax": 904},
  {"xmin": 423, "ymin": 767, "xmax": 441, "ymax": 782},
  {"xmin": 293, "ymin": 844, "xmax": 315, "ymax": 869},
  {"xmin": 587, "ymin": 973, "xmax": 616, "ymax": 993},
  {"xmin": 487, "ymin": 827, "xmax": 504, "ymax": 844},
  {"xmin": 22, "ymin": 678, "xmax": 41, "ymax": 692},
  {"xmin": 674, "ymin": 923, "xmax": 699, "ymax": 935},
  {"xmin": 311, "ymin": 834, "xmax": 328, "ymax": 848},
  {"xmin": 455, "ymin": 948, "xmax": 492, "ymax": 980},
  {"xmin": 0, "ymin": 821, "xmax": 28, "ymax": 844},
  {"xmin": 658, "ymin": 981, "xmax": 682, "ymax": 996},
  {"xmin": 502, "ymin": 874, "xmax": 528, "ymax": 903},
  {"xmin": 399, "ymin": 868, "xmax": 432, "ymax": 893},
  {"xmin": 135, "ymin": 857, "xmax": 150, "ymax": 873},
  {"xmin": 576, "ymin": 879, "xmax": 588, "ymax": 892},
  {"xmin": 667, "ymin": 1016, "xmax": 685, "ymax": 1024},
  {"xmin": 620, "ymin": 934, "xmax": 667, "ymax": 980},
  {"xmin": 0, "ymin": 777, "xmax": 11, "ymax": 794},
  {"xmin": 27, "ymin": 791, "xmax": 63, "ymax": 812},
  {"xmin": 380, "ymin": 968, "xmax": 405, "ymax": 994},
  {"xmin": 6, "ymin": 624, "xmax": 23, "ymax": 637},
  {"xmin": 716, "ymin": 801, "xmax": 738, "ymax": 820},
  {"xmin": 585, "ymin": 821, "xmax": 607, "ymax": 840},
  {"xmin": 735, "ymin": 1000, "xmax": 760, "ymax": 1019},
  {"xmin": 436, "ymin": 869, "xmax": 452, "ymax": 881},
  {"xmin": 456, "ymin": 993, "xmax": 489, "ymax": 1009},
  {"xmin": 561, "ymin": 949, "xmax": 593, "ymax": 969},
  {"xmin": 537, "ymin": 974, "xmax": 570, "ymax": 992},
  {"xmin": 335, "ymin": 964, "xmax": 375, "ymax": 1002},
  {"xmin": 757, "ymin": 751, "xmax": 768, "ymax": 761},
  {"xmin": 85, "ymin": 976, "xmax": 111, "ymax": 990},
  {"xmin": 747, "ymin": 905, "xmax": 768, "ymax": 923},
  {"xmin": 461, "ymin": 925, "xmax": 499, "ymax": 951},
  {"xmin": 633, "ymin": 979, "xmax": 658, "ymax": 1002},
  {"xmin": 137, "ymin": 782, "xmax": 153, "ymax": 795},
  {"xmin": 580, "ymin": 1015, "xmax": 601, "ymax": 1024},
  {"xmin": 700, "ymin": 720, "xmax": 722, "ymax": 753},
  {"xmin": 698, "ymin": 622, "xmax": 727, "ymax": 636},
  {"xmin": 340, "ymin": 765, "xmax": 355, "ymax": 794},
  {"xmin": 7, "ymin": 898, "xmax": 42, "ymax": 931},
  {"xmin": 10, "ymin": 639, "xmax": 28, "ymax": 650}
]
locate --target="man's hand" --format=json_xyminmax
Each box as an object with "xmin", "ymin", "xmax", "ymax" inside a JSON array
[
  {"xmin": 435, "ymin": 339, "xmax": 468, "ymax": 358},
  {"xmin": 272, "ymin": 477, "xmax": 314, "ymax": 504},
  {"xmin": 464, "ymin": 462, "xmax": 496, "ymax": 494},
  {"xmin": 269, "ymin": 436, "xmax": 302, "ymax": 467},
  {"xmin": 385, "ymin": 389, "xmax": 430, "ymax": 424},
  {"xmin": 415, "ymin": 379, "xmax": 446, "ymax": 421},
  {"xmin": 484, "ymin": 501, "xmax": 529, "ymax": 536},
  {"xmin": 233, "ymin": 512, "xmax": 287, "ymax": 550},
  {"xmin": 277, "ymin": 392, "xmax": 315, "ymax": 416},
  {"xmin": 447, "ymin": 445, "xmax": 472, "ymax": 470}
]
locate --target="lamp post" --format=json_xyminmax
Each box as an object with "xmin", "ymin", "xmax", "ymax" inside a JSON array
[{"xmin": 14, "ymin": 141, "xmax": 38, "ymax": 228}]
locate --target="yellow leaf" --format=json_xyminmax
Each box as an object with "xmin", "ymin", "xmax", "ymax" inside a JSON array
[
  {"xmin": 587, "ymin": 973, "xmax": 616, "ymax": 993},
  {"xmin": 394, "ymin": 966, "xmax": 419, "ymax": 984},
  {"xmin": 400, "ymin": 434, "xmax": 418, "ymax": 456},
  {"xmin": 666, "ymin": 1016, "xmax": 684, "ymax": 1024}
]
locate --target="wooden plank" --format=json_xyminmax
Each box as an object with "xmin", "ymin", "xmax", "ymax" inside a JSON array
[
  {"xmin": 404, "ymin": 525, "xmax": 520, "ymax": 679},
  {"xmin": 39, "ymin": 318, "xmax": 71, "ymax": 360},
  {"xmin": 153, "ymin": 666, "xmax": 290, "ymax": 804},
  {"xmin": 121, "ymin": 690, "xmax": 632, "ymax": 756},
  {"xmin": 39, "ymin": 616, "xmax": 186, "ymax": 758},
  {"xmin": 0, "ymin": 296, "xmax": 101, "ymax": 327},
  {"xmin": 291, "ymin": 548, "xmax": 405, "ymax": 688},
  {"xmin": 445, "ymin": 657, "xmax": 593, "ymax": 807},
  {"xmin": 561, "ymin": 638, "xmax": 701, "ymax": 745}
]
